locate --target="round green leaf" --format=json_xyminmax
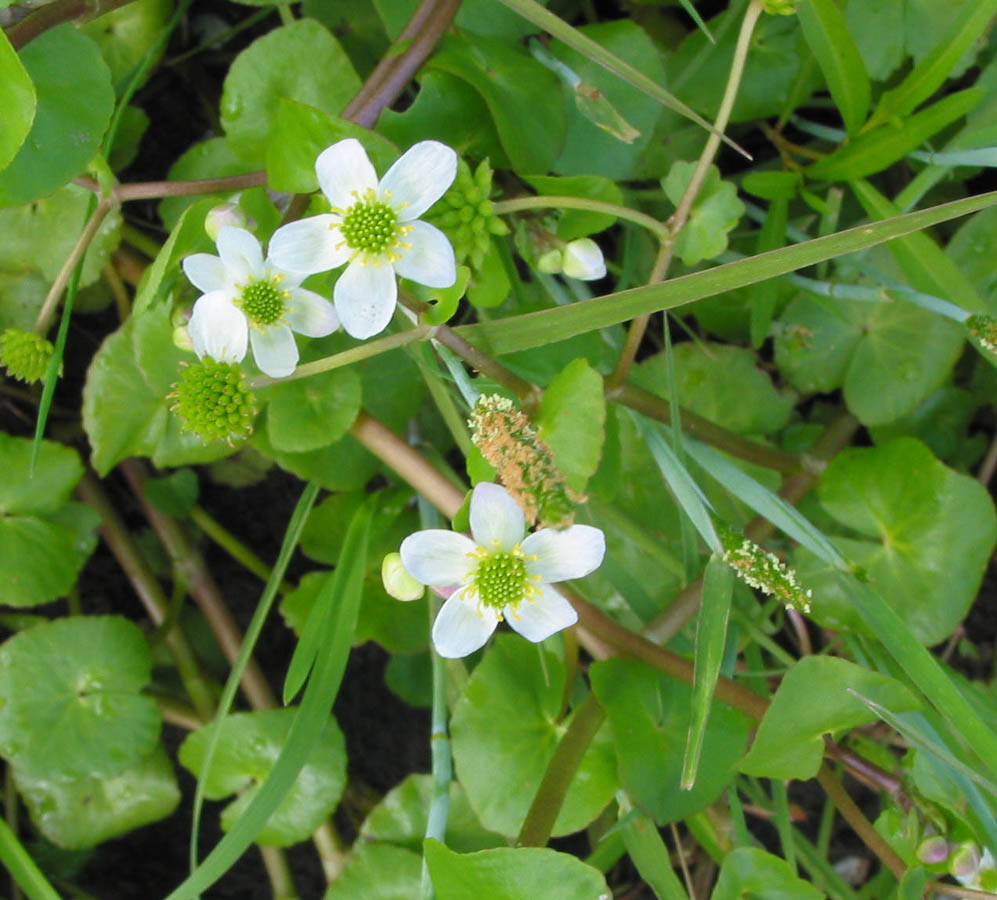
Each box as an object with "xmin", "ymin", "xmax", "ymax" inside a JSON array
[
  {"xmin": 0, "ymin": 432, "xmax": 82, "ymax": 516},
  {"xmin": 799, "ymin": 438, "xmax": 997, "ymax": 644},
  {"xmin": 220, "ymin": 19, "xmax": 362, "ymax": 165},
  {"xmin": 424, "ymin": 840, "xmax": 612, "ymax": 900},
  {"xmin": 360, "ymin": 774, "xmax": 505, "ymax": 854},
  {"xmin": 265, "ymin": 366, "xmax": 362, "ymax": 453},
  {"xmin": 0, "ymin": 30, "xmax": 36, "ymax": 171},
  {"xmin": 0, "ymin": 25, "xmax": 113, "ymax": 207},
  {"xmin": 326, "ymin": 843, "xmax": 422, "ymax": 900},
  {"xmin": 0, "ymin": 517, "xmax": 89, "ymax": 608},
  {"xmin": 590, "ymin": 657, "xmax": 752, "ymax": 825},
  {"xmin": 634, "ymin": 342, "xmax": 794, "ymax": 436},
  {"xmin": 80, "ymin": 0, "xmax": 171, "ymax": 86},
  {"xmin": 14, "ymin": 744, "xmax": 180, "ymax": 850},
  {"xmin": 0, "ymin": 616, "xmax": 160, "ymax": 779},
  {"xmin": 450, "ymin": 634, "xmax": 617, "ymax": 838},
  {"xmin": 178, "ymin": 707, "xmax": 346, "ymax": 847}
]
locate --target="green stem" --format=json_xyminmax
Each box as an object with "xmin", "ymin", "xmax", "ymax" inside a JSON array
[
  {"xmin": 247, "ymin": 325, "xmax": 433, "ymax": 389},
  {"xmin": 189, "ymin": 505, "xmax": 291, "ymax": 591},
  {"xmin": 517, "ymin": 693, "xmax": 606, "ymax": 847},
  {"xmin": 259, "ymin": 845, "xmax": 298, "ymax": 900},
  {"xmin": 493, "ymin": 195, "xmax": 668, "ymax": 240}
]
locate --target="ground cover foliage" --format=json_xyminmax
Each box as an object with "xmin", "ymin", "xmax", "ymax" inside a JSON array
[{"xmin": 1, "ymin": 0, "xmax": 997, "ymax": 898}]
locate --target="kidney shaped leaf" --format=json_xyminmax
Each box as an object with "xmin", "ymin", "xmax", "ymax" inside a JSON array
[
  {"xmin": 178, "ymin": 707, "xmax": 346, "ymax": 847},
  {"xmin": 0, "ymin": 25, "xmax": 113, "ymax": 207},
  {"xmin": 0, "ymin": 616, "xmax": 160, "ymax": 779},
  {"xmin": 798, "ymin": 438, "xmax": 997, "ymax": 644},
  {"xmin": 14, "ymin": 744, "xmax": 180, "ymax": 850},
  {"xmin": 450, "ymin": 634, "xmax": 617, "ymax": 838},
  {"xmin": 325, "ymin": 842, "xmax": 422, "ymax": 900},
  {"xmin": 738, "ymin": 656, "xmax": 920, "ymax": 781},
  {"xmin": 590, "ymin": 658, "xmax": 751, "ymax": 825},
  {"xmin": 424, "ymin": 840, "xmax": 612, "ymax": 900},
  {"xmin": 0, "ymin": 30, "xmax": 35, "ymax": 171}
]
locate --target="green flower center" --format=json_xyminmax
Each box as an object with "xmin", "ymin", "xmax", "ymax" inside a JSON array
[
  {"xmin": 169, "ymin": 358, "xmax": 258, "ymax": 445},
  {"xmin": 471, "ymin": 547, "xmax": 537, "ymax": 611},
  {"xmin": 0, "ymin": 328, "xmax": 55, "ymax": 384},
  {"xmin": 239, "ymin": 278, "xmax": 287, "ymax": 326},
  {"xmin": 341, "ymin": 194, "xmax": 400, "ymax": 255}
]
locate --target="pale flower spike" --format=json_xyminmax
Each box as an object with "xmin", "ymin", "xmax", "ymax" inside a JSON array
[
  {"xmin": 399, "ymin": 483, "xmax": 606, "ymax": 658},
  {"xmin": 183, "ymin": 226, "xmax": 339, "ymax": 378},
  {"xmin": 269, "ymin": 138, "xmax": 458, "ymax": 340}
]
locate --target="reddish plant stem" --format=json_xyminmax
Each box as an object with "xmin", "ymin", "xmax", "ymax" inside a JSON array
[
  {"xmin": 119, "ymin": 459, "xmax": 279, "ymax": 712},
  {"xmin": 5, "ymin": 0, "xmax": 135, "ymax": 48}
]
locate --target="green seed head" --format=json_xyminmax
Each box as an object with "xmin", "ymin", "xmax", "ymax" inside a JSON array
[
  {"xmin": 239, "ymin": 278, "xmax": 287, "ymax": 326},
  {"xmin": 472, "ymin": 548, "xmax": 532, "ymax": 610},
  {"xmin": 341, "ymin": 192, "xmax": 400, "ymax": 255},
  {"xmin": 427, "ymin": 159, "xmax": 508, "ymax": 269},
  {"xmin": 169, "ymin": 358, "xmax": 258, "ymax": 444},
  {"xmin": 0, "ymin": 328, "xmax": 56, "ymax": 383}
]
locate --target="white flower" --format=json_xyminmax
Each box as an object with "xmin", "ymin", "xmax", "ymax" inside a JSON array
[
  {"xmin": 182, "ymin": 226, "xmax": 338, "ymax": 378},
  {"xmin": 399, "ymin": 483, "xmax": 606, "ymax": 658},
  {"xmin": 268, "ymin": 138, "xmax": 458, "ymax": 340},
  {"xmin": 562, "ymin": 238, "xmax": 606, "ymax": 280}
]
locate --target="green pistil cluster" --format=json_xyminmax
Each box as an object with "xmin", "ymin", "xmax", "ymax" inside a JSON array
[
  {"xmin": 239, "ymin": 278, "xmax": 287, "ymax": 327},
  {"xmin": 471, "ymin": 547, "xmax": 534, "ymax": 611},
  {"xmin": 717, "ymin": 522, "xmax": 812, "ymax": 613},
  {"xmin": 427, "ymin": 159, "xmax": 508, "ymax": 270},
  {"xmin": 0, "ymin": 328, "xmax": 56, "ymax": 383},
  {"xmin": 967, "ymin": 313, "xmax": 997, "ymax": 356},
  {"xmin": 168, "ymin": 358, "xmax": 258, "ymax": 445},
  {"xmin": 469, "ymin": 394, "xmax": 580, "ymax": 528},
  {"xmin": 341, "ymin": 192, "xmax": 400, "ymax": 256}
]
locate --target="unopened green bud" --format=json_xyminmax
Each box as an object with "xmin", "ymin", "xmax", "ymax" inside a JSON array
[
  {"xmin": 536, "ymin": 249, "xmax": 563, "ymax": 274},
  {"xmin": 381, "ymin": 552, "xmax": 424, "ymax": 602},
  {"xmin": 168, "ymin": 358, "xmax": 258, "ymax": 444},
  {"xmin": 426, "ymin": 158, "xmax": 507, "ymax": 270},
  {"xmin": 951, "ymin": 842, "xmax": 981, "ymax": 882},
  {"xmin": 917, "ymin": 836, "xmax": 950, "ymax": 865},
  {"xmin": 0, "ymin": 328, "xmax": 56, "ymax": 383}
]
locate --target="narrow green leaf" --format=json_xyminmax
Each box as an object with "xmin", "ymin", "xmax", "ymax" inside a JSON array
[
  {"xmin": 867, "ymin": 0, "xmax": 997, "ymax": 127},
  {"xmin": 619, "ymin": 807, "xmax": 689, "ymax": 900},
  {"xmin": 681, "ymin": 554, "xmax": 733, "ymax": 791},
  {"xmin": 850, "ymin": 179, "xmax": 985, "ymax": 313},
  {"xmin": 797, "ymin": 0, "xmax": 869, "ymax": 136},
  {"xmin": 170, "ymin": 497, "xmax": 371, "ymax": 900},
  {"xmin": 0, "ymin": 29, "xmax": 36, "ymax": 170},
  {"xmin": 0, "ymin": 816, "xmax": 64, "ymax": 900},
  {"xmin": 455, "ymin": 189, "xmax": 997, "ymax": 355},
  {"xmin": 899, "ymin": 867, "xmax": 928, "ymax": 900},
  {"xmin": 636, "ymin": 415, "xmax": 720, "ymax": 553},
  {"xmin": 807, "ymin": 87, "xmax": 981, "ymax": 182},
  {"xmin": 748, "ymin": 196, "xmax": 788, "ymax": 347}
]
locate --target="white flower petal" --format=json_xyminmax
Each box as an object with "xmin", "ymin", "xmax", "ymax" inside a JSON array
[
  {"xmin": 379, "ymin": 141, "xmax": 457, "ymax": 220},
  {"xmin": 316, "ymin": 139, "xmax": 378, "ymax": 211},
  {"xmin": 333, "ymin": 259, "xmax": 397, "ymax": 339},
  {"xmin": 506, "ymin": 584, "xmax": 577, "ymax": 643},
  {"xmin": 562, "ymin": 238, "xmax": 606, "ymax": 281},
  {"xmin": 469, "ymin": 483, "xmax": 526, "ymax": 551},
  {"xmin": 432, "ymin": 587, "xmax": 500, "ymax": 658},
  {"xmin": 268, "ymin": 216, "xmax": 351, "ymax": 275},
  {"xmin": 400, "ymin": 530, "xmax": 477, "ymax": 585},
  {"xmin": 286, "ymin": 288, "xmax": 339, "ymax": 337},
  {"xmin": 249, "ymin": 325, "xmax": 298, "ymax": 378},
  {"xmin": 394, "ymin": 221, "xmax": 456, "ymax": 288},
  {"xmin": 188, "ymin": 291, "xmax": 247, "ymax": 363},
  {"xmin": 182, "ymin": 254, "xmax": 228, "ymax": 294},
  {"xmin": 522, "ymin": 525, "xmax": 606, "ymax": 584},
  {"xmin": 216, "ymin": 227, "xmax": 264, "ymax": 281}
]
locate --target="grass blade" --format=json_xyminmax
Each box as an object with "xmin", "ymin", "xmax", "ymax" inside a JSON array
[
  {"xmin": 0, "ymin": 815, "xmax": 64, "ymax": 900},
  {"xmin": 457, "ymin": 189, "xmax": 997, "ymax": 355}
]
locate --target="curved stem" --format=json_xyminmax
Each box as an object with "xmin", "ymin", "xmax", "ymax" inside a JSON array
[
  {"xmin": 33, "ymin": 197, "xmax": 114, "ymax": 335},
  {"xmin": 493, "ymin": 195, "xmax": 668, "ymax": 240},
  {"xmin": 5, "ymin": 0, "xmax": 135, "ymax": 48}
]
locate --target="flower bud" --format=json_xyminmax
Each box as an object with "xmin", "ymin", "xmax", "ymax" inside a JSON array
[
  {"xmin": 205, "ymin": 201, "xmax": 250, "ymax": 240},
  {"xmin": 951, "ymin": 842, "xmax": 981, "ymax": 882},
  {"xmin": 916, "ymin": 836, "xmax": 950, "ymax": 865},
  {"xmin": 562, "ymin": 238, "xmax": 607, "ymax": 280},
  {"xmin": 382, "ymin": 552, "xmax": 424, "ymax": 602}
]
